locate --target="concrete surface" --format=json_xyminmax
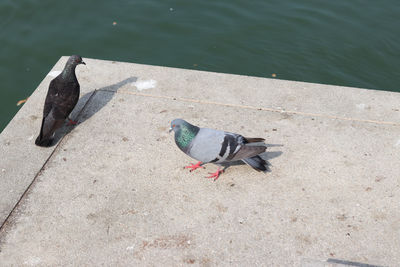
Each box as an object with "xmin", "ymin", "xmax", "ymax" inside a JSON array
[{"xmin": 0, "ymin": 56, "xmax": 399, "ymax": 266}]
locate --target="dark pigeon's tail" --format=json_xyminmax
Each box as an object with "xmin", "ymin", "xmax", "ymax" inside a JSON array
[
  {"xmin": 35, "ymin": 118, "xmax": 54, "ymax": 147},
  {"xmin": 35, "ymin": 135, "xmax": 53, "ymax": 147},
  {"xmin": 242, "ymin": 155, "xmax": 269, "ymax": 172}
]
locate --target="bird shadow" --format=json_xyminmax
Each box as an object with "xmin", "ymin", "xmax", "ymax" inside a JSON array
[
  {"xmin": 220, "ymin": 148, "xmax": 283, "ymax": 172},
  {"xmin": 50, "ymin": 77, "xmax": 138, "ymax": 146}
]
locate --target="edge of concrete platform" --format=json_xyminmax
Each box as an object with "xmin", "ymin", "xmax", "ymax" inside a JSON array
[
  {"xmin": 79, "ymin": 57, "xmax": 400, "ymax": 125},
  {"xmin": 90, "ymin": 56, "xmax": 398, "ymax": 96}
]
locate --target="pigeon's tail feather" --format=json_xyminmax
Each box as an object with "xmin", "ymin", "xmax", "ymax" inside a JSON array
[
  {"xmin": 35, "ymin": 135, "xmax": 53, "ymax": 147},
  {"xmin": 242, "ymin": 155, "xmax": 269, "ymax": 172},
  {"xmin": 35, "ymin": 117, "xmax": 53, "ymax": 147},
  {"xmin": 244, "ymin": 137, "xmax": 265, "ymax": 143}
]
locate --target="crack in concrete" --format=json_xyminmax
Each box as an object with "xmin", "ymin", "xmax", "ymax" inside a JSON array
[
  {"xmin": 108, "ymin": 89, "xmax": 400, "ymax": 127},
  {"xmin": 0, "ymin": 90, "xmax": 98, "ymax": 244}
]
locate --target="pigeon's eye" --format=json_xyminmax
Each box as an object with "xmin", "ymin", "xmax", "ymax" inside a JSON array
[{"xmin": 172, "ymin": 124, "xmax": 176, "ymax": 128}]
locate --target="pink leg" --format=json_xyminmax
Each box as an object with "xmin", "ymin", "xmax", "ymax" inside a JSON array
[
  {"xmin": 184, "ymin": 161, "xmax": 204, "ymax": 172},
  {"xmin": 206, "ymin": 167, "xmax": 224, "ymax": 181},
  {"xmin": 67, "ymin": 118, "xmax": 78, "ymax": 125}
]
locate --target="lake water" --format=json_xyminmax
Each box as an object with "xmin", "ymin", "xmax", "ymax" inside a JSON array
[{"xmin": 1, "ymin": 0, "xmax": 399, "ymax": 131}]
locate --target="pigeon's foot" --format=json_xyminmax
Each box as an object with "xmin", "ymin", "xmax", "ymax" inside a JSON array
[
  {"xmin": 206, "ymin": 168, "xmax": 224, "ymax": 181},
  {"xmin": 184, "ymin": 161, "xmax": 204, "ymax": 172},
  {"xmin": 67, "ymin": 118, "xmax": 78, "ymax": 126}
]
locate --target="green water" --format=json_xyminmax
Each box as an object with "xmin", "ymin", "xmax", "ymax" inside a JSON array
[{"xmin": 1, "ymin": 0, "xmax": 399, "ymax": 131}]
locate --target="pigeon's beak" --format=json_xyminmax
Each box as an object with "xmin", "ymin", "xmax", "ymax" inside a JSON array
[
  {"xmin": 169, "ymin": 127, "xmax": 173, "ymax": 133},
  {"xmin": 81, "ymin": 61, "xmax": 86, "ymax": 65}
]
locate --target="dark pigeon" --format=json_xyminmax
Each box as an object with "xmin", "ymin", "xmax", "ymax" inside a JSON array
[
  {"xmin": 35, "ymin": 55, "xmax": 85, "ymax": 147},
  {"xmin": 169, "ymin": 119, "xmax": 268, "ymax": 180}
]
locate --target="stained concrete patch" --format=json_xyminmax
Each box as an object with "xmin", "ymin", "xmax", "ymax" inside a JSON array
[{"xmin": 0, "ymin": 57, "xmax": 399, "ymax": 265}]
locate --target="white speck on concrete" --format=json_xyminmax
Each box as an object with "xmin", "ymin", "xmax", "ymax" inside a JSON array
[
  {"xmin": 395, "ymin": 139, "xmax": 400, "ymax": 147},
  {"xmin": 132, "ymin": 79, "xmax": 157, "ymax": 91},
  {"xmin": 23, "ymin": 256, "xmax": 41, "ymax": 266},
  {"xmin": 356, "ymin": 103, "xmax": 366, "ymax": 110},
  {"xmin": 47, "ymin": 70, "xmax": 61, "ymax": 77},
  {"xmin": 28, "ymin": 135, "xmax": 34, "ymax": 141},
  {"xmin": 1, "ymin": 169, "xmax": 5, "ymax": 172},
  {"xmin": 126, "ymin": 245, "xmax": 135, "ymax": 251}
]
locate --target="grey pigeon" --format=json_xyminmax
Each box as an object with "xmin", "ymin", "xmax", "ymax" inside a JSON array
[
  {"xmin": 169, "ymin": 119, "xmax": 268, "ymax": 180},
  {"xmin": 35, "ymin": 55, "xmax": 85, "ymax": 147}
]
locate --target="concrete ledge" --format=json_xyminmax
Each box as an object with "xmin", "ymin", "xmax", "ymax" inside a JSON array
[{"xmin": 0, "ymin": 57, "xmax": 399, "ymax": 265}]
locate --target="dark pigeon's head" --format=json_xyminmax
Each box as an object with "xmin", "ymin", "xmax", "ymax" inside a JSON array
[
  {"xmin": 169, "ymin": 118, "xmax": 188, "ymax": 133},
  {"xmin": 67, "ymin": 55, "xmax": 86, "ymax": 66}
]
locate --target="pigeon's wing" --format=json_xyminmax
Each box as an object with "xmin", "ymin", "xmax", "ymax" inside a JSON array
[
  {"xmin": 188, "ymin": 129, "xmax": 255, "ymax": 163},
  {"xmin": 46, "ymin": 78, "xmax": 80, "ymax": 119},
  {"xmin": 228, "ymin": 144, "xmax": 266, "ymax": 161},
  {"xmin": 243, "ymin": 137, "xmax": 265, "ymax": 143},
  {"xmin": 186, "ymin": 128, "xmax": 226, "ymax": 163},
  {"xmin": 187, "ymin": 128, "xmax": 267, "ymax": 164},
  {"xmin": 42, "ymin": 79, "xmax": 58, "ymax": 119},
  {"xmin": 42, "ymin": 78, "xmax": 79, "ymax": 118},
  {"xmin": 227, "ymin": 135, "xmax": 267, "ymax": 161},
  {"xmin": 36, "ymin": 78, "xmax": 80, "ymax": 146}
]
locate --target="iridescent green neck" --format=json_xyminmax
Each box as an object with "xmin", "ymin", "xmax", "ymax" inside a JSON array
[
  {"xmin": 175, "ymin": 123, "xmax": 199, "ymax": 151},
  {"xmin": 61, "ymin": 63, "xmax": 76, "ymax": 80}
]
